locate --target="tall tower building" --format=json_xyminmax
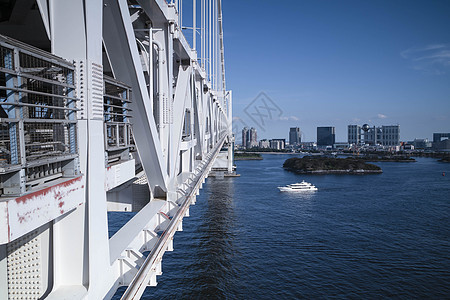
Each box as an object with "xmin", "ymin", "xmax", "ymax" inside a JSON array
[
  {"xmin": 289, "ymin": 127, "xmax": 301, "ymax": 146},
  {"xmin": 242, "ymin": 127, "xmax": 258, "ymax": 148},
  {"xmin": 249, "ymin": 127, "xmax": 258, "ymax": 148},
  {"xmin": 242, "ymin": 127, "xmax": 248, "ymax": 148},
  {"xmin": 317, "ymin": 126, "xmax": 335, "ymax": 147}
]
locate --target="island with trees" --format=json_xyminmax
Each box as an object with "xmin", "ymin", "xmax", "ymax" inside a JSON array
[
  {"xmin": 234, "ymin": 152, "xmax": 263, "ymax": 160},
  {"xmin": 283, "ymin": 157, "xmax": 382, "ymax": 174}
]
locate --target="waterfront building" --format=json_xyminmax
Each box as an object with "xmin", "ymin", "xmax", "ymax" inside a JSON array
[
  {"xmin": 317, "ymin": 126, "xmax": 336, "ymax": 147},
  {"xmin": 298, "ymin": 142, "xmax": 317, "ymax": 150},
  {"xmin": 259, "ymin": 139, "xmax": 270, "ymax": 148},
  {"xmin": 411, "ymin": 138, "xmax": 432, "ymax": 149},
  {"xmin": 381, "ymin": 125, "xmax": 400, "ymax": 146},
  {"xmin": 242, "ymin": 127, "xmax": 248, "ymax": 148},
  {"xmin": 348, "ymin": 125, "xmax": 361, "ymax": 145},
  {"xmin": 289, "ymin": 127, "xmax": 301, "ymax": 146},
  {"xmin": 249, "ymin": 127, "xmax": 258, "ymax": 148},
  {"xmin": 270, "ymin": 139, "xmax": 285, "ymax": 150},
  {"xmin": 433, "ymin": 133, "xmax": 450, "ymax": 151},
  {"xmin": 433, "ymin": 133, "xmax": 450, "ymax": 143},
  {"xmin": 348, "ymin": 124, "xmax": 400, "ymax": 146},
  {"xmin": 242, "ymin": 127, "xmax": 258, "ymax": 148},
  {"xmin": 334, "ymin": 142, "xmax": 350, "ymax": 150}
]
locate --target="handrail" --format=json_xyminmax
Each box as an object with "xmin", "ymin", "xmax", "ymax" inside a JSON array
[{"xmin": 121, "ymin": 135, "xmax": 227, "ymax": 300}]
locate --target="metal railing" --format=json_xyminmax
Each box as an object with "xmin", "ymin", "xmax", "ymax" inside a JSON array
[
  {"xmin": 0, "ymin": 35, "xmax": 79, "ymax": 196},
  {"xmin": 121, "ymin": 134, "xmax": 227, "ymax": 299},
  {"xmin": 104, "ymin": 76, "xmax": 134, "ymax": 165}
]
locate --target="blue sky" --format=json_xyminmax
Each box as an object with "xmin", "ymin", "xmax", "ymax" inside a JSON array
[{"xmin": 221, "ymin": 0, "xmax": 450, "ymax": 142}]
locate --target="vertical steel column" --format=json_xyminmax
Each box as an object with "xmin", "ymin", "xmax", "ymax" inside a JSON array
[
  {"xmin": 67, "ymin": 71, "xmax": 77, "ymax": 154},
  {"xmin": 208, "ymin": 0, "xmax": 211, "ymax": 82},
  {"xmin": 193, "ymin": 0, "xmax": 196, "ymax": 50},
  {"xmin": 212, "ymin": 0, "xmax": 215, "ymax": 89},
  {"xmin": 201, "ymin": 0, "xmax": 205, "ymax": 68},
  {"xmin": 122, "ymin": 89, "xmax": 128, "ymax": 148},
  {"xmin": 4, "ymin": 51, "xmax": 18, "ymax": 165},
  {"xmin": 227, "ymin": 90, "xmax": 233, "ymax": 173},
  {"xmin": 149, "ymin": 28, "xmax": 154, "ymax": 115}
]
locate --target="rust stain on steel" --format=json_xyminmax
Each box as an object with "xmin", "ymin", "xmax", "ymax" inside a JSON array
[
  {"xmin": 6, "ymin": 206, "xmax": 10, "ymax": 239},
  {"xmin": 15, "ymin": 176, "xmax": 83, "ymax": 204},
  {"xmin": 16, "ymin": 205, "xmax": 43, "ymax": 224},
  {"xmin": 14, "ymin": 176, "xmax": 83, "ymax": 224}
]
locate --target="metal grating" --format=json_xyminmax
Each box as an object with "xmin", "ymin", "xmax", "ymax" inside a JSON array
[
  {"xmin": 104, "ymin": 76, "xmax": 134, "ymax": 165},
  {"xmin": 0, "ymin": 34, "xmax": 79, "ymax": 195},
  {"xmin": 24, "ymin": 122, "xmax": 74, "ymax": 162}
]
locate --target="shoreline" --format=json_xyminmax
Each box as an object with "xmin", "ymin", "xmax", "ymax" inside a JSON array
[
  {"xmin": 234, "ymin": 157, "xmax": 263, "ymax": 161},
  {"xmin": 284, "ymin": 168, "xmax": 383, "ymax": 174},
  {"xmin": 238, "ymin": 152, "xmax": 297, "ymax": 155}
]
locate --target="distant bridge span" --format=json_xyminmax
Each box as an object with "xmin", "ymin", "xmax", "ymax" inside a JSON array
[{"xmin": 0, "ymin": 0, "xmax": 233, "ymax": 298}]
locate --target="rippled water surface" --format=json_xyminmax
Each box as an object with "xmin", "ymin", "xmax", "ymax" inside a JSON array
[{"xmin": 113, "ymin": 155, "xmax": 450, "ymax": 299}]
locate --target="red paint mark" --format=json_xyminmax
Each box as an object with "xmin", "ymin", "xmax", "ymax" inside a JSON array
[
  {"xmin": 160, "ymin": 211, "xmax": 170, "ymax": 219},
  {"xmin": 15, "ymin": 176, "xmax": 83, "ymax": 204},
  {"xmin": 6, "ymin": 206, "xmax": 10, "ymax": 241},
  {"xmin": 60, "ymin": 209, "xmax": 65, "ymax": 214},
  {"xmin": 18, "ymin": 215, "xmax": 26, "ymax": 224},
  {"xmin": 55, "ymin": 191, "xmax": 63, "ymax": 201},
  {"xmin": 58, "ymin": 201, "xmax": 65, "ymax": 208}
]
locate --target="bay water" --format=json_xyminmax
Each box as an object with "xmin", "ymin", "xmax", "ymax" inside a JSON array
[{"xmin": 113, "ymin": 155, "xmax": 450, "ymax": 299}]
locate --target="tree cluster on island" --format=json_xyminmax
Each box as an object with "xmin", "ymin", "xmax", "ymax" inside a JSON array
[
  {"xmin": 283, "ymin": 157, "xmax": 382, "ymax": 174},
  {"xmin": 242, "ymin": 147, "xmax": 291, "ymax": 153},
  {"xmin": 234, "ymin": 152, "xmax": 263, "ymax": 160}
]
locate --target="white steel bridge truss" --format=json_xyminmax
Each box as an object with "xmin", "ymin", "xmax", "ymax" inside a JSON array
[{"xmin": 0, "ymin": 0, "xmax": 232, "ymax": 299}]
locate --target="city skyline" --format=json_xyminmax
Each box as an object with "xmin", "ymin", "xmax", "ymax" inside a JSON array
[
  {"xmin": 237, "ymin": 123, "xmax": 448, "ymax": 146},
  {"xmin": 223, "ymin": 0, "xmax": 450, "ymax": 142},
  {"xmin": 237, "ymin": 123, "xmax": 405, "ymax": 144}
]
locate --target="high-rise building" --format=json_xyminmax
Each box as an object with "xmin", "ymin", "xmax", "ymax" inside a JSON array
[
  {"xmin": 242, "ymin": 127, "xmax": 258, "ymax": 148},
  {"xmin": 348, "ymin": 124, "xmax": 400, "ymax": 146},
  {"xmin": 248, "ymin": 127, "xmax": 258, "ymax": 148},
  {"xmin": 317, "ymin": 127, "xmax": 335, "ymax": 146},
  {"xmin": 242, "ymin": 127, "xmax": 248, "ymax": 148},
  {"xmin": 289, "ymin": 127, "xmax": 301, "ymax": 146}
]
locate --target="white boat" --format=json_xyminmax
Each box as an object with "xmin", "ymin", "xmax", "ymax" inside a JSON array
[{"xmin": 278, "ymin": 180, "xmax": 318, "ymax": 192}]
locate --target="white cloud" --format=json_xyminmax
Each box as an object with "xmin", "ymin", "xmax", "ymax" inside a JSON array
[
  {"xmin": 400, "ymin": 44, "xmax": 446, "ymax": 59},
  {"xmin": 377, "ymin": 114, "xmax": 387, "ymax": 119},
  {"xmin": 279, "ymin": 116, "xmax": 299, "ymax": 121},
  {"xmin": 401, "ymin": 44, "xmax": 450, "ymax": 74}
]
